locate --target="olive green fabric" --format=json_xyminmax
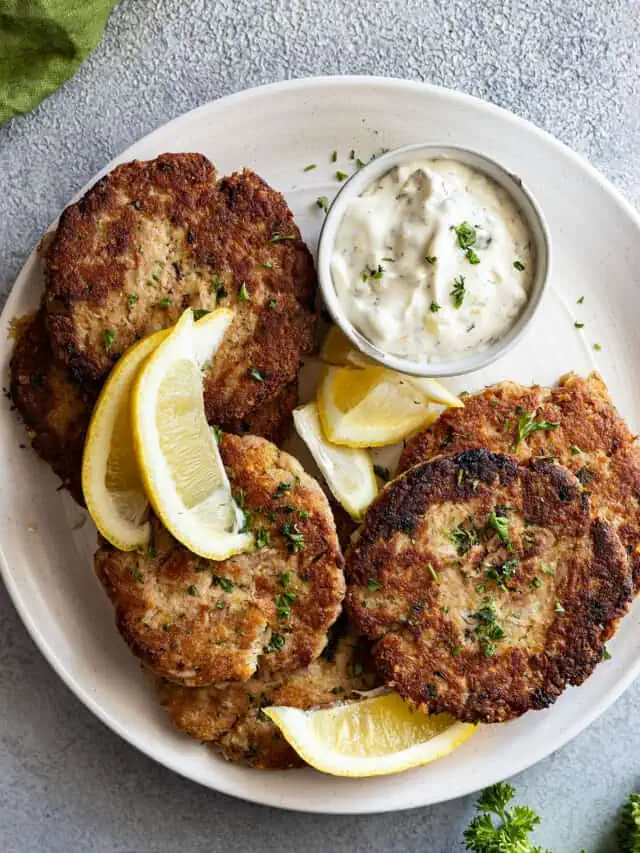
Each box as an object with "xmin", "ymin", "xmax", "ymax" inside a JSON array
[{"xmin": 0, "ymin": 0, "xmax": 117, "ymax": 124}]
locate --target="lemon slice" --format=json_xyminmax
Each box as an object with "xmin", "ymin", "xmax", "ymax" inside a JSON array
[
  {"xmin": 293, "ymin": 402, "xmax": 377, "ymax": 520},
  {"xmin": 132, "ymin": 308, "xmax": 253, "ymax": 560},
  {"xmin": 320, "ymin": 326, "xmax": 463, "ymax": 407},
  {"xmin": 317, "ymin": 365, "xmax": 439, "ymax": 447},
  {"xmin": 264, "ymin": 692, "xmax": 476, "ymax": 777},
  {"xmin": 82, "ymin": 328, "xmax": 170, "ymax": 550}
]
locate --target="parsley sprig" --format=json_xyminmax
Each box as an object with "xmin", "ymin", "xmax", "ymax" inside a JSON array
[
  {"xmin": 464, "ymin": 782, "xmax": 551, "ymax": 852},
  {"xmin": 516, "ymin": 412, "xmax": 559, "ymax": 446}
]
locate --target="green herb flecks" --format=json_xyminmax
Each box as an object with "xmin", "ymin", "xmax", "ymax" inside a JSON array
[
  {"xmin": 159, "ymin": 297, "xmax": 171, "ymax": 308},
  {"xmin": 247, "ymin": 367, "xmax": 265, "ymax": 382},
  {"xmin": 275, "ymin": 591, "xmax": 298, "ymax": 621},
  {"xmin": 485, "ymin": 558, "xmax": 519, "ymax": 590},
  {"xmin": 212, "ymin": 575, "xmax": 234, "ymax": 593},
  {"xmin": 281, "ymin": 521, "xmax": 305, "ymax": 553},
  {"xmin": 331, "ymin": 150, "xmax": 338, "ymax": 162},
  {"xmin": 303, "ymin": 163, "xmax": 317, "ymax": 172},
  {"xmin": 274, "ymin": 481, "xmax": 292, "ymax": 498},
  {"xmin": 577, "ymin": 295, "xmax": 584, "ymax": 304},
  {"xmin": 594, "ymin": 343, "xmax": 602, "ymax": 351},
  {"xmin": 515, "ymin": 412, "xmax": 559, "ymax": 446},
  {"xmin": 450, "ymin": 275, "xmax": 466, "ymax": 309},
  {"xmin": 255, "ymin": 528, "xmax": 270, "ymax": 549},
  {"xmin": 513, "ymin": 260, "xmax": 526, "ymax": 271},
  {"xmin": 192, "ymin": 308, "xmax": 210, "ymax": 321},
  {"xmin": 367, "ymin": 578, "xmax": 382, "ymax": 591},
  {"xmin": 574, "ymin": 321, "xmax": 584, "ymax": 329},
  {"xmin": 424, "ymin": 255, "xmax": 437, "ymax": 265},
  {"xmin": 336, "ymin": 170, "xmax": 349, "ymax": 182},
  {"xmin": 238, "ymin": 282, "xmax": 250, "ymax": 302},
  {"xmin": 430, "ymin": 301, "xmax": 441, "ymax": 313},
  {"xmin": 127, "ymin": 294, "xmax": 138, "ymax": 307},
  {"xmin": 263, "ymin": 633, "xmax": 286, "ymax": 653},
  {"xmin": 316, "ymin": 195, "xmax": 329, "ymax": 214},
  {"xmin": 263, "ymin": 260, "xmax": 273, "ymax": 269},
  {"xmin": 448, "ymin": 520, "xmax": 479, "ymax": 555},
  {"xmin": 268, "ymin": 233, "xmax": 296, "ymax": 244},
  {"xmin": 470, "ymin": 598, "xmax": 505, "ymax": 658},
  {"xmin": 103, "ymin": 328, "xmax": 115, "ymax": 350},
  {"xmin": 555, "ymin": 600, "xmax": 566, "ymax": 614},
  {"xmin": 488, "ymin": 510, "xmax": 510, "ymax": 546},
  {"xmin": 452, "ymin": 221, "xmax": 476, "ymax": 250},
  {"xmin": 186, "ymin": 584, "xmax": 199, "ymax": 596}
]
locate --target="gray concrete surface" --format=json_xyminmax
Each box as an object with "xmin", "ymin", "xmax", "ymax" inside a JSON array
[{"xmin": 1, "ymin": 0, "xmax": 639, "ymax": 850}]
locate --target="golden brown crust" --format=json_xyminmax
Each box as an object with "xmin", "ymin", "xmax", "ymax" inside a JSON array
[
  {"xmin": 9, "ymin": 310, "xmax": 97, "ymax": 504},
  {"xmin": 44, "ymin": 155, "xmax": 317, "ymax": 425},
  {"xmin": 217, "ymin": 380, "xmax": 298, "ymax": 446},
  {"xmin": 156, "ymin": 631, "xmax": 377, "ymax": 769},
  {"xmin": 346, "ymin": 449, "xmax": 632, "ymax": 723},
  {"xmin": 399, "ymin": 373, "xmax": 640, "ymax": 590},
  {"xmin": 95, "ymin": 434, "xmax": 345, "ymax": 686}
]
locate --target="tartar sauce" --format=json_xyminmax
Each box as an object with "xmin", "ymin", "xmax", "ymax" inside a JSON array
[{"xmin": 330, "ymin": 159, "xmax": 534, "ymax": 362}]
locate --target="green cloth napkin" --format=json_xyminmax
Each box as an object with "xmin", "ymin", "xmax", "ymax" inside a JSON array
[{"xmin": 0, "ymin": 0, "xmax": 117, "ymax": 124}]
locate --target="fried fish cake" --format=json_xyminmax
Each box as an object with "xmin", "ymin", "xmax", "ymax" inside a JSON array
[
  {"xmin": 156, "ymin": 631, "xmax": 377, "ymax": 769},
  {"xmin": 346, "ymin": 449, "xmax": 631, "ymax": 723},
  {"xmin": 9, "ymin": 310, "xmax": 97, "ymax": 504},
  {"xmin": 95, "ymin": 434, "xmax": 345, "ymax": 686},
  {"xmin": 399, "ymin": 372, "xmax": 640, "ymax": 589},
  {"xmin": 44, "ymin": 154, "xmax": 317, "ymax": 424}
]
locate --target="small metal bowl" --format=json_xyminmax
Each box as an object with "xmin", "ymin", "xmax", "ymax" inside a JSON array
[{"xmin": 316, "ymin": 143, "xmax": 551, "ymax": 378}]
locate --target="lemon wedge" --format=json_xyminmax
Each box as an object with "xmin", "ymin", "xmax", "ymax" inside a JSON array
[
  {"xmin": 131, "ymin": 308, "xmax": 253, "ymax": 560},
  {"xmin": 317, "ymin": 365, "xmax": 439, "ymax": 447},
  {"xmin": 293, "ymin": 402, "xmax": 377, "ymax": 520},
  {"xmin": 264, "ymin": 692, "xmax": 476, "ymax": 777},
  {"xmin": 320, "ymin": 326, "xmax": 463, "ymax": 407},
  {"xmin": 82, "ymin": 328, "xmax": 170, "ymax": 550}
]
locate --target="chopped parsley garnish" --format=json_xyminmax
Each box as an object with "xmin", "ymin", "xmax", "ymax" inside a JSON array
[
  {"xmin": 448, "ymin": 520, "xmax": 479, "ymax": 555},
  {"xmin": 349, "ymin": 149, "xmax": 355, "ymax": 160},
  {"xmin": 488, "ymin": 510, "xmax": 510, "ymax": 545},
  {"xmin": 212, "ymin": 575, "xmax": 234, "ymax": 593},
  {"xmin": 513, "ymin": 260, "xmax": 525, "ymax": 271},
  {"xmin": 531, "ymin": 576, "xmax": 542, "ymax": 589},
  {"xmin": 373, "ymin": 464, "xmax": 390, "ymax": 482},
  {"xmin": 279, "ymin": 572, "xmax": 292, "ymax": 588},
  {"xmin": 450, "ymin": 275, "xmax": 466, "ymax": 309},
  {"xmin": 541, "ymin": 564, "xmax": 554, "ymax": 576},
  {"xmin": 424, "ymin": 255, "xmax": 437, "ymax": 265},
  {"xmin": 515, "ymin": 411, "xmax": 559, "ymax": 446},
  {"xmin": 274, "ymin": 481, "xmax": 292, "ymax": 498},
  {"xmin": 267, "ymin": 299, "xmax": 277, "ymax": 309},
  {"xmin": 574, "ymin": 321, "xmax": 584, "ymax": 329},
  {"xmin": 367, "ymin": 578, "xmax": 382, "ymax": 591},
  {"xmin": 331, "ymin": 150, "xmax": 338, "ymax": 162},
  {"xmin": 303, "ymin": 163, "xmax": 317, "ymax": 172},
  {"xmin": 103, "ymin": 328, "xmax": 115, "ymax": 350},
  {"xmin": 275, "ymin": 591, "xmax": 298, "ymax": 621},
  {"xmin": 577, "ymin": 295, "xmax": 585, "ymax": 304},
  {"xmin": 430, "ymin": 301, "xmax": 441, "ymax": 313},
  {"xmin": 594, "ymin": 343, "xmax": 602, "ymax": 351},
  {"xmin": 268, "ymin": 233, "xmax": 295, "ymax": 244},
  {"xmin": 569, "ymin": 445, "xmax": 582, "ymax": 455},
  {"xmin": 129, "ymin": 566, "xmax": 144, "ymax": 583},
  {"xmin": 255, "ymin": 528, "xmax": 270, "ymax": 549},
  {"xmin": 603, "ymin": 646, "xmax": 612, "ymax": 661},
  {"xmin": 297, "ymin": 509, "xmax": 310, "ymax": 519},
  {"xmin": 428, "ymin": 564, "xmax": 439, "ymax": 582},
  {"xmin": 192, "ymin": 308, "xmax": 210, "ymax": 321},
  {"xmin": 335, "ymin": 170, "xmax": 349, "ymax": 181},
  {"xmin": 246, "ymin": 367, "xmax": 265, "ymax": 382},
  {"xmin": 216, "ymin": 600, "xmax": 225, "ymax": 609},
  {"xmin": 316, "ymin": 195, "xmax": 329, "ymax": 213},
  {"xmin": 554, "ymin": 600, "xmax": 566, "ymax": 614},
  {"xmin": 452, "ymin": 221, "xmax": 476, "ymax": 250},
  {"xmin": 127, "ymin": 294, "xmax": 138, "ymax": 307},
  {"xmin": 280, "ymin": 521, "xmax": 305, "ymax": 553},
  {"xmin": 263, "ymin": 260, "xmax": 273, "ymax": 269},
  {"xmin": 485, "ymin": 558, "xmax": 519, "ymax": 589},
  {"xmin": 452, "ymin": 645, "xmax": 462, "ymax": 656},
  {"xmin": 576, "ymin": 466, "xmax": 595, "ymax": 485},
  {"xmin": 355, "ymin": 158, "xmax": 366, "ymax": 169},
  {"xmin": 211, "ymin": 424, "xmax": 222, "ymax": 444},
  {"xmin": 381, "ymin": 256, "xmax": 395, "ymax": 262},
  {"xmin": 263, "ymin": 633, "xmax": 285, "ymax": 653},
  {"xmin": 186, "ymin": 584, "xmax": 199, "ymax": 596},
  {"xmin": 465, "ymin": 248, "xmax": 480, "ymax": 264},
  {"xmin": 361, "ymin": 264, "xmax": 384, "ymax": 281},
  {"xmin": 238, "ymin": 282, "xmax": 250, "ymax": 302},
  {"xmin": 159, "ymin": 297, "xmax": 171, "ymax": 308},
  {"xmin": 234, "ymin": 488, "xmax": 245, "ymax": 509},
  {"xmin": 470, "ymin": 598, "xmax": 505, "ymax": 658}
]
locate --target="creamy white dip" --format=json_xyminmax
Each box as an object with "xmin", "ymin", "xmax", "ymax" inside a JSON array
[{"xmin": 330, "ymin": 158, "xmax": 534, "ymax": 362}]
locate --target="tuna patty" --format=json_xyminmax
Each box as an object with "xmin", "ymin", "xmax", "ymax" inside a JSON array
[
  {"xmin": 9, "ymin": 310, "xmax": 97, "ymax": 504},
  {"xmin": 9, "ymin": 309, "xmax": 297, "ymax": 504},
  {"xmin": 44, "ymin": 153, "xmax": 316, "ymax": 424},
  {"xmin": 346, "ymin": 449, "xmax": 631, "ymax": 723},
  {"xmin": 95, "ymin": 434, "xmax": 345, "ymax": 686},
  {"xmin": 399, "ymin": 372, "xmax": 640, "ymax": 590},
  {"xmin": 156, "ymin": 630, "xmax": 377, "ymax": 769}
]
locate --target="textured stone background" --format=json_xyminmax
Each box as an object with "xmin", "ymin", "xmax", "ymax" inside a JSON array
[{"xmin": 1, "ymin": 1, "xmax": 639, "ymax": 850}]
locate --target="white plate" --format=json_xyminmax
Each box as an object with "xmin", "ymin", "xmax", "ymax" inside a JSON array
[{"xmin": 1, "ymin": 76, "xmax": 640, "ymax": 815}]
